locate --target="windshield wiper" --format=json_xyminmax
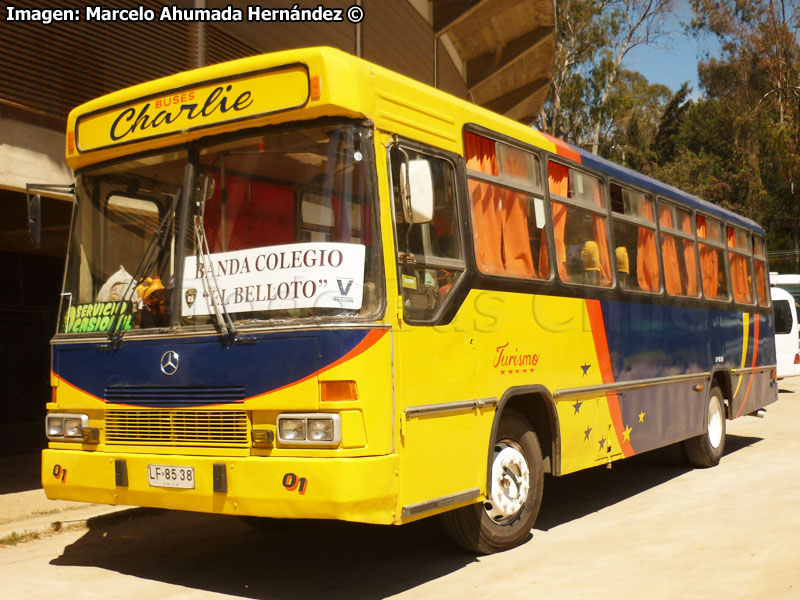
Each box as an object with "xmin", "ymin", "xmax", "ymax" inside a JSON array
[
  {"xmin": 193, "ymin": 173, "xmax": 237, "ymax": 341},
  {"xmin": 104, "ymin": 191, "xmax": 180, "ymax": 350}
]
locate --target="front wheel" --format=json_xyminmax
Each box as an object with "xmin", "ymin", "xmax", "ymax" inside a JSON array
[
  {"xmin": 685, "ymin": 384, "xmax": 726, "ymax": 468},
  {"xmin": 441, "ymin": 410, "xmax": 543, "ymax": 554}
]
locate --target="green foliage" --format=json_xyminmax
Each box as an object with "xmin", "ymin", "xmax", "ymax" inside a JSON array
[{"xmin": 545, "ymin": 0, "xmax": 800, "ymax": 270}]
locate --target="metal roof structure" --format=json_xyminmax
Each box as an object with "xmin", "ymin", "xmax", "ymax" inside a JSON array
[{"xmin": 433, "ymin": 0, "xmax": 555, "ymax": 124}]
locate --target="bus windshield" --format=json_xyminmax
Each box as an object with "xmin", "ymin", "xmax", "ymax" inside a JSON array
[{"xmin": 58, "ymin": 122, "xmax": 383, "ymax": 336}]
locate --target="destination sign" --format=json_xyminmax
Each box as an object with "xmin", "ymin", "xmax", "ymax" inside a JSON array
[{"xmin": 75, "ymin": 65, "xmax": 309, "ymax": 151}]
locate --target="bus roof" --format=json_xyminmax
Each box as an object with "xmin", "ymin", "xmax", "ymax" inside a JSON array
[
  {"xmin": 65, "ymin": 46, "xmax": 763, "ymax": 234},
  {"xmin": 576, "ymin": 149, "xmax": 763, "ymax": 233}
]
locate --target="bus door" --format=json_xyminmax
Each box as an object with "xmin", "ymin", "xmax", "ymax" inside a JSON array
[{"xmin": 386, "ymin": 141, "xmax": 482, "ymax": 516}]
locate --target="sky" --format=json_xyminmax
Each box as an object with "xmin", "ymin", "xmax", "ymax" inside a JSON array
[{"xmin": 623, "ymin": 1, "xmax": 721, "ymax": 97}]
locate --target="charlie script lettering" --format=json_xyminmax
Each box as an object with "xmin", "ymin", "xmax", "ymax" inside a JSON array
[{"xmin": 110, "ymin": 84, "xmax": 253, "ymax": 141}]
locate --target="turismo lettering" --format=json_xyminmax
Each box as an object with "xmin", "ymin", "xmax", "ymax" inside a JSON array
[
  {"xmin": 493, "ymin": 342, "xmax": 540, "ymax": 370},
  {"xmin": 109, "ymin": 84, "xmax": 253, "ymax": 141},
  {"xmin": 63, "ymin": 301, "xmax": 133, "ymax": 334}
]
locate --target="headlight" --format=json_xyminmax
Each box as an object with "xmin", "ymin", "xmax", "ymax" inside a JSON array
[
  {"xmin": 47, "ymin": 417, "xmax": 64, "ymax": 438},
  {"xmin": 46, "ymin": 413, "xmax": 89, "ymax": 441},
  {"xmin": 279, "ymin": 419, "xmax": 305, "ymax": 441},
  {"xmin": 276, "ymin": 413, "xmax": 341, "ymax": 446},
  {"xmin": 308, "ymin": 419, "xmax": 334, "ymax": 441}
]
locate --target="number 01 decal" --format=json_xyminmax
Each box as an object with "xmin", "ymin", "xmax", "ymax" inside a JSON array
[
  {"xmin": 53, "ymin": 464, "xmax": 68, "ymax": 483},
  {"xmin": 282, "ymin": 472, "xmax": 308, "ymax": 495}
]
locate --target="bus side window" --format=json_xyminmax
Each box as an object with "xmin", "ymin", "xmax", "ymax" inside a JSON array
[
  {"xmin": 658, "ymin": 202, "xmax": 700, "ymax": 298},
  {"xmin": 753, "ymin": 236, "xmax": 769, "ymax": 306},
  {"xmin": 548, "ymin": 161, "xmax": 612, "ymax": 287},
  {"xmin": 390, "ymin": 146, "xmax": 465, "ymax": 322},
  {"xmin": 610, "ymin": 184, "xmax": 660, "ymax": 293},
  {"xmin": 464, "ymin": 132, "xmax": 550, "ymax": 280},
  {"xmin": 697, "ymin": 214, "xmax": 730, "ymax": 301},
  {"xmin": 728, "ymin": 226, "xmax": 755, "ymax": 305}
]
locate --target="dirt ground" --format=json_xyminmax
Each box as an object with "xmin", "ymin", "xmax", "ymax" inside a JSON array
[{"xmin": 2, "ymin": 379, "xmax": 799, "ymax": 599}]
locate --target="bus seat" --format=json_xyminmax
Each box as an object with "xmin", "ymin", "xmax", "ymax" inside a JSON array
[
  {"xmin": 582, "ymin": 241, "xmax": 601, "ymax": 286},
  {"xmin": 616, "ymin": 246, "xmax": 631, "ymax": 289}
]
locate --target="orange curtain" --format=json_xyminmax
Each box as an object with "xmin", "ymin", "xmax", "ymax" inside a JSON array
[
  {"xmin": 467, "ymin": 179, "xmax": 501, "ymax": 272},
  {"xmin": 591, "ymin": 216, "xmax": 612, "ymax": 285},
  {"xmin": 548, "ymin": 163, "xmax": 570, "ymax": 279},
  {"xmin": 658, "ymin": 205, "xmax": 682, "ymax": 295},
  {"xmin": 636, "ymin": 200, "xmax": 659, "ymax": 292},
  {"xmin": 681, "ymin": 212, "xmax": 699, "ymax": 296},
  {"xmin": 755, "ymin": 260, "xmax": 768, "ymax": 305},
  {"xmin": 465, "ymin": 133, "xmax": 503, "ymax": 273},
  {"xmin": 500, "ymin": 188, "xmax": 535, "ymax": 277},
  {"xmin": 588, "ymin": 183, "xmax": 612, "ymax": 285},
  {"xmin": 728, "ymin": 227, "xmax": 752, "ymax": 304},
  {"xmin": 465, "ymin": 133, "xmax": 534, "ymax": 277},
  {"xmin": 498, "ymin": 149, "xmax": 535, "ymax": 278},
  {"xmin": 697, "ymin": 216, "xmax": 719, "ymax": 298}
]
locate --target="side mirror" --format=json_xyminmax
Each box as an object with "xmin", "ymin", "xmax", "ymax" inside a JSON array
[
  {"xmin": 400, "ymin": 159, "xmax": 434, "ymax": 224},
  {"xmin": 27, "ymin": 193, "xmax": 41, "ymax": 249}
]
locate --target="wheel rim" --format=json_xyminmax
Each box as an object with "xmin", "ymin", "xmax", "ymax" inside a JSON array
[
  {"xmin": 708, "ymin": 395, "xmax": 723, "ymax": 449},
  {"xmin": 485, "ymin": 441, "xmax": 530, "ymax": 524}
]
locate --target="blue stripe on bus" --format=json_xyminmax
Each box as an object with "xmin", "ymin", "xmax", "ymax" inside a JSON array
[
  {"xmin": 596, "ymin": 300, "xmax": 775, "ymax": 453},
  {"xmin": 599, "ymin": 301, "xmax": 774, "ymax": 381},
  {"xmin": 53, "ymin": 328, "xmax": 370, "ymax": 407}
]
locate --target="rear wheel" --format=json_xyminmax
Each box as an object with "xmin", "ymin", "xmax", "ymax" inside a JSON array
[
  {"xmin": 685, "ymin": 384, "xmax": 726, "ymax": 468},
  {"xmin": 441, "ymin": 410, "xmax": 543, "ymax": 554}
]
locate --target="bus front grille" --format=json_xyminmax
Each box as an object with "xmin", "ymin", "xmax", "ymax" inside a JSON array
[
  {"xmin": 105, "ymin": 409, "xmax": 249, "ymax": 447},
  {"xmin": 104, "ymin": 385, "xmax": 245, "ymax": 407}
]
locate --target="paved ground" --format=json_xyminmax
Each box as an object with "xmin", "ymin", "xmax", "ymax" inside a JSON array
[{"xmin": 1, "ymin": 379, "xmax": 799, "ymax": 599}]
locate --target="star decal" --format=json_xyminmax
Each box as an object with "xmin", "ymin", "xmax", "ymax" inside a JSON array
[
  {"xmin": 580, "ymin": 363, "xmax": 591, "ymax": 376},
  {"xmin": 638, "ymin": 411, "xmax": 646, "ymax": 423},
  {"xmin": 573, "ymin": 400, "xmax": 583, "ymax": 415},
  {"xmin": 598, "ymin": 437, "xmax": 606, "ymax": 450},
  {"xmin": 622, "ymin": 425, "xmax": 633, "ymax": 443},
  {"xmin": 584, "ymin": 425, "xmax": 592, "ymax": 441}
]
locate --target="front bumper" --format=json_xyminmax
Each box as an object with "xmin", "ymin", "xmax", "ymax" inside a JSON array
[{"xmin": 42, "ymin": 449, "xmax": 400, "ymax": 524}]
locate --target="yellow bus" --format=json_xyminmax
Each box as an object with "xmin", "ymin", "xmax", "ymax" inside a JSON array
[{"xmin": 43, "ymin": 47, "xmax": 777, "ymax": 553}]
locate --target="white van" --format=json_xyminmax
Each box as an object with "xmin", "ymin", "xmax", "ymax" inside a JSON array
[{"xmin": 772, "ymin": 286, "xmax": 800, "ymax": 379}]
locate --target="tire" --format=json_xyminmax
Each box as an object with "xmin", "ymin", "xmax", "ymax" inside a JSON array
[
  {"xmin": 685, "ymin": 384, "xmax": 726, "ymax": 468},
  {"xmin": 441, "ymin": 410, "xmax": 544, "ymax": 554}
]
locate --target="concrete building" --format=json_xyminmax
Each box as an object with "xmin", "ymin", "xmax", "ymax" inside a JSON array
[{"xmin": 0, "ymin": 0, "xmax": 555, "ymax": 453}]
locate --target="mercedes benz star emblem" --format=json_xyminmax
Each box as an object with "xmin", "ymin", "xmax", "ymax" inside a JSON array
[{"xmin": 160, "ymin": 350, "xmax": 180, "ymax": 376}]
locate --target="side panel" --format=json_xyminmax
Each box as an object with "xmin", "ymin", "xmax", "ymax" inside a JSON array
[{"xmin": 394, "ymin": 285, "xmax": 778, "ymax": 514}]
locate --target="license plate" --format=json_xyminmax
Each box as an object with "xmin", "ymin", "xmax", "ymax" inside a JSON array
[{"xmin": 147, "ymin": 464, "xmax": 195, "ymax": 489}]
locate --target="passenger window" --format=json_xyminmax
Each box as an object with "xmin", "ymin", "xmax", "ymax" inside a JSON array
[
  {"xmin": 658, "ymin": 202, "xmax": 699, "ymax": 297},
  {"xmin": 390, "ymin": 146, "xmax": 464, "ymax": 322},
  {"xmin": 728, "ymin": 226, "xmax": 755, "ymax": 304},
  {"xmin": 610, "ymin": 184, "xmax": 659, "ymax": 292},
  {"xmin": 548, "ymin": 161, "xmax": 611, "ymax": 287},
  {"xmin": 465, "ymin": 132, "xmax": 549, "ymax": 279},
  {"xmin": 753, "ymin": 236, "xmax": 769, "ymax": 306},
  {"xmin": 697, "ymin": 215, "xmax": 730, "ymax": 301}
]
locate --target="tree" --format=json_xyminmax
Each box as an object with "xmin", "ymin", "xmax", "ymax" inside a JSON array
[
  {"xmin": 599, "ymin": 69, "xmax": 672, "ymax": 170},
  {"xmin": 684, "ymin": 0, "xmax": 800, "ymax": 268},
  {"xmin": 540, "ymin": 0, "xmax": 677, "ymax": 153},
  {"xmin": 654, "ymin": 82, "xmax": 692, "ymax": 166}
]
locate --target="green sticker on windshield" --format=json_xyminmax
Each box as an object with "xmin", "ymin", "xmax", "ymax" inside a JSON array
[{"xmin": 63, "ymin": 301, "xmax": 133, "ymax": 334}]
